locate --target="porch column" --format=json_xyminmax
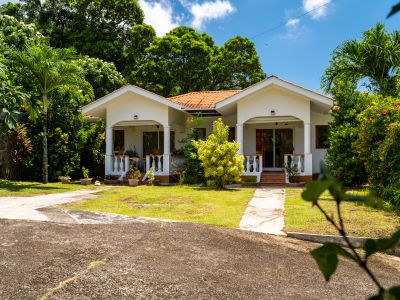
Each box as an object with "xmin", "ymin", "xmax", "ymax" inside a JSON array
[
  {"xmin": 105, "ymin": 127, "xmax": 113, "ymax": 174},
  {"xmin": 163, "ymin": 125, "xmax": 170, "ymax": 174},
  {"xmin": 236, "ymin": 123, "xmax": 244, "ymax": 155},
  {"xmin": 303, "ymin": 122, "xmax": 312, "ymax": 175}
]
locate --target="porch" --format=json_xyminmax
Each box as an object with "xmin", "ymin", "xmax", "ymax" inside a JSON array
[
  {"xmin": 105, "ymin": 121, "xmax": 185, "ymax": 180},
  {"xmin": 237, "ymin": 117, "xmax": 313, "ymax": 184}
]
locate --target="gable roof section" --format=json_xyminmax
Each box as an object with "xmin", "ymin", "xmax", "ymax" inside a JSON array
[
  {"xmin": 81, "ymin": 84, "xmax": 183, "ymax": 115},
  {"xmin": 169, "ymin": 90, "xmax": 242, "ymax": 109},
  {"xmin": 215, "ymin": 76, "xmax": 333, "ymax": 109}
]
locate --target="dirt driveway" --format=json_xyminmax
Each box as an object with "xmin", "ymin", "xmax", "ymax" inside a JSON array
[{"xmin": 0, "ymin": 219, "xmax": 399, "ymax": 300}]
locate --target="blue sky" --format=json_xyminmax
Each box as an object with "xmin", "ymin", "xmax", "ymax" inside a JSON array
[
  {"xmin": 137, "ymin": 0, "xmax": 400, "ymax": 93},
  {"xmin": 2, "ymin": 0, "xmax": 399, "ymax": 93}
]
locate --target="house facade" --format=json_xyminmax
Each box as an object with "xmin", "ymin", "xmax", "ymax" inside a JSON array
[{"xmin": 81, "ymin": 76, "xmax": 333, "ymax": 184}]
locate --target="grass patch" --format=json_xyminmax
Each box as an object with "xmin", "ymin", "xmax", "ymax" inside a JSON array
[
  {"xmin": 0, "ymin": 180, "xmax": 100, "ymax": 197},
  {"xmin": 284, "ymin": 188, "xmax": 400, "ymax": 238},
  {"xmin": 63, "ymin": 185, "xmax": 255, "ymax": 227}
]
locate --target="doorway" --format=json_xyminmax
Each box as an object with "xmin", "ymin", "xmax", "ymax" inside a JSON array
[{"xmin": 256, "ymin": 129, "xmax": 293, "ymax": 170}]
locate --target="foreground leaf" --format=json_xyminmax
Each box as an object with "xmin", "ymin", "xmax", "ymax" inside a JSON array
[
  {"xmin": 310, "ymin": 243, "xmax": 355, "ymax": 281},
  {"xmin": 364, "ymin": 230, "xmax": 400, "ymax": 259},
  {"xmin": 302, "ymin": 180, "xmax": 333, "ymax": 203},
  {"xmin": 388, "ymin": 3, "xmax": 400, "ymax": 18}
]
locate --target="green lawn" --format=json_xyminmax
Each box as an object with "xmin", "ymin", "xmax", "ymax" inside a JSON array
[
  {"xmin": 63, "ymin": 185, "xmax": 255, "ymax": 227},
  {"xmin": 284, "ymin": 188, "xmax": 400, "ymax": 238},
  {"xmin": 0, "ymin": 180, "xmax": 101, "ymax": 197}
]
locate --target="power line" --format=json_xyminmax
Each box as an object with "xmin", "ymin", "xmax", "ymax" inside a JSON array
[{"xmin": 250, "ymin": 0, "xmax": 337, "ymax": 40}]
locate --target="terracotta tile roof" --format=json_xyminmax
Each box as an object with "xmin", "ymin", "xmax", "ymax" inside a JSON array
[{"xmin": 169, "ymin": 90, "xmax": 242, "ymax": 109}]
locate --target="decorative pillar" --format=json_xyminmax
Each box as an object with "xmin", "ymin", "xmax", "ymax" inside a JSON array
[
  {"xmin": 304, "ymin": 122, "xmax": 311, "ymax": 154},
  {"xmin": 303, "ymin": 122, "xmax": 312, "ymax": 175},
  {"xmin": 163, "ymin": 125, "xmax": 170, "ymax": 174},
  {"xmin": 105, "ymin": 127, "xmax": 113, "ymax": 174},
  {"xmin": 236, "ymin": 123, "xmax": 244, "ymax": 155}
]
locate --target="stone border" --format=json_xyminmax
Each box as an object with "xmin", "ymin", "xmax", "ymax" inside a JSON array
[{"xmin": 286, "ymin": 232, "xmax": 400, "ymax": 257}]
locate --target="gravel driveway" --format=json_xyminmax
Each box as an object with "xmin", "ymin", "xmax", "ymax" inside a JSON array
[{"xmin": 1, "ymin": 219, "xmax": 399, "ymax": 299}]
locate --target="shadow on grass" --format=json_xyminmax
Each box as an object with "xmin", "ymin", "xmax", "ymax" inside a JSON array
[
  {"xmin": 0, "ymin": 181, "xmax": 75, "ymax": 193},
  {"xmin": 190, "ymin": 186, "xmax": 243, "ymax": 192}
]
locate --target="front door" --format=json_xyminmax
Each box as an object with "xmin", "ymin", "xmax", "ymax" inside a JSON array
[{"xmin": 256, "ymin": 129, "xmax": 293, "ymax": 170}]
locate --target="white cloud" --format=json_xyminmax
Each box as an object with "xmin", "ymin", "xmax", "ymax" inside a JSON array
[
  {"xmin": 138, "ymin": 0, "xmax": 181, "ymax": 36},
  {"xmin": 302, "ymin": 0, "xmax": 332, "ymax": 19},
  {"xmin": 286, "ymin": 18, "xmax": 300, "ymax": 28},
  {"xmin": 181, "ymin": 0, "xmax": 236, "ymax": 30}
]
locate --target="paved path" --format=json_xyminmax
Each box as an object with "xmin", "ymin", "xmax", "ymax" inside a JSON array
[
  {"xmin": 239, "ymin": 188, "xmax": 285, "ymax": 235},
  {"xmin": 0, "ymin": 190, "xmax": 104, "ymax": 221}
]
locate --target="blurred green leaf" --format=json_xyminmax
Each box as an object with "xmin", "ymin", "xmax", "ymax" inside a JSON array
[
  {"xmin": 302, "ymin": 180, "xmax": 333, "ymax": 203},
  {"xmin": 311, "ymin": 243, "xmax": 355, "ymax": 281},
  {"xmin": 364, "ymin": 230, "xmax": 400, "ymax": 259},
  {"xmin": 388, "ymin": 3, "xmax": 400, "ymax": 18}
]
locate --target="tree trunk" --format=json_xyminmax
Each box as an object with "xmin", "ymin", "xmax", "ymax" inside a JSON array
[{"xmin": 42, "ymin": 94, "xmax": 48, "ymax": 184}]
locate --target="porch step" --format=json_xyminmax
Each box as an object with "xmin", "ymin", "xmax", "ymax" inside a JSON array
[{"xmin": 259, "ymin": 172, "xmax": 286, "ymax": 186}]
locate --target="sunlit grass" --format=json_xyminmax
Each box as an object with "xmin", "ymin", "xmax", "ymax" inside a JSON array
[
  {"xmin": 284, "ymin": 188, "xmax": 400, "ymax": 238},
  {"xmin": 64, "ymin": 185, "xmax": 255, "ymax": 227}
]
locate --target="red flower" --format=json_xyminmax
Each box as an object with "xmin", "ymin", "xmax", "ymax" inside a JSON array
[{"xmin": 382, "ymin": 110, "xmax": 388, "ymax": 115}]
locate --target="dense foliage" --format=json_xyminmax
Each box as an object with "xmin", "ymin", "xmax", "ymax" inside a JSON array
[
  {"xmin": 326, "ymin": 82, "xmax": 368, "ymax": 186},
  {"xmin": 0, "ymin": 1, "xmax": 266, "ymax": 182},
  {"xmin": 355, "ymin": 93, "xmax": 400, "ymax": 205},
  {"xmin": 193, "ymin": 119, "xmax": 244, "ymax": 189},
  {"xmin": 325, "ymin": 23, "xmax": 400, "ymax": 204}
]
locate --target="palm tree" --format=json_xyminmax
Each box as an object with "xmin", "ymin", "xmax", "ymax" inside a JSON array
[
  {"xmin": 322, "ymin": 23, "xmax": 400, "ymax": 95},
  {"xmin": 14, "ymin": 43, "xmax": 92, "ymax": 183}
]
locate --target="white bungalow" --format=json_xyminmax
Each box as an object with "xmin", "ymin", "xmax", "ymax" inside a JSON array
[{"xmin": 81, "ymin": 76, "xmax": 333, "ymax": 185}]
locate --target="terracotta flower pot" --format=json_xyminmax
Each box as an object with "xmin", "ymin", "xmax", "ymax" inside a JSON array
[
  {"xmin": 128, "ymin": 178, "xmax": 139, "ymax": 186},
  {"xmin": 80, "ymin": 178, "xmax": 93, "ymax": 185}
]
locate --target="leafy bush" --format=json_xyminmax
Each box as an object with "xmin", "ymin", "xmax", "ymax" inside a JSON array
[
  {"xmin": 355, "ymin": 94, "xmax": 400, "ymax": 203},
  {"xmin": 326, "ymin": 82, "xmax": 368, "ymax": 186},
  {"xmin": 193, "ymin": 118, "xmax": 244, "ymax": 189},
  {"xmin": 181, "ymin": 117, "xmax": 205, "ymax": 184}
]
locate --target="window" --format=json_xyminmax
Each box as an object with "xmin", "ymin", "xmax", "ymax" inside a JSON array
[
  {"xmin": 228, "ymin": 127, "xmax": 236, "ymax": 142},
  {"xmin": 192, "ymin": 128, "xmax": 207, "ymax": 140},
  {"xmin": 315, "ymin": 125, "xmax": 329, "ymax": 149},
  {"xmin": 143, "ymin": 131, "xmax": 175, "ymax": 155},
  {"xmin": 113, "ymin": 130, "xmax": 124, "ymax": 152}
]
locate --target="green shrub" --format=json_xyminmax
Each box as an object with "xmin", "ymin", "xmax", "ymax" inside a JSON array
[{"xmin": 193, "ymin": 118, "xmax": 244, "ymax": 189}]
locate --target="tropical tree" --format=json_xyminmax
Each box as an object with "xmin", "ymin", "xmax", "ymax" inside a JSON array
[
  {"xmin": 133, "ymin": 26, "xmax": 216, "ymax": 97},
  {"xmin": 212, "ymin": 36, "xmax": 266, "ymax": 90},
  {"xmin": 20, "ymin": 0, "xmax": 144, "ymax": 71},
  {"xmin": 13, "ymin": 43, "xmax": 92, "ymax": 183},
  {"xmin": 322, "ymin": 23, "xmax": 400, "ymax": 95}
]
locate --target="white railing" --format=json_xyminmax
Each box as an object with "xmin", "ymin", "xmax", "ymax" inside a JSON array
[
  {"xmin": 284, "ymin": 154, "xmax": 305, "ymax": 183},
  {"xmin": 146, "ymin": 154, "xmax": 170, "ymax": 175},
  {"xmin": 243, "ymin": 155, "xmax": 263, "ymax": 182},
  {"xmin": 109, "ymin": 155, "xmax": 130, "ymax": 178}
]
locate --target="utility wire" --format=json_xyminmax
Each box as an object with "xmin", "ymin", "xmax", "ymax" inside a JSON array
[{"xmin": 250, "ymin": 0, "xmax": 338, "ymax": 40}]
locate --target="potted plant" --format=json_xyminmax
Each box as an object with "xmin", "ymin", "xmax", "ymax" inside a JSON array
[
  {"xmin": 80, "ymin": 167, "xmax": 93, "ymax": 185},
  {"xmin": 127, "ymin": 166, "xmax": 141, "ymax": 186},
  {"xmin": 147, "ymin": 168, "xmax": 155, "ymax": 186},
  {"xmin": 104, "ymin": 174, "xmax": 119, "ymax": 185},
  {"xmin": 58, "ymin": 176, "xmax": 71, "ymax": 184},
  {"xmin": 284, "ymin": 162, "xmax": 305, "ymax": 187}
]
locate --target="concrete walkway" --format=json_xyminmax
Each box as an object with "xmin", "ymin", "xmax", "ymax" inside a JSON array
[
  {"xmin": 0, "ymin": 190, "xmax": 103, "ymax": 221},
  {"xmin": 239, "ymin": 188, "xmax": 285, "ymax": 235}
]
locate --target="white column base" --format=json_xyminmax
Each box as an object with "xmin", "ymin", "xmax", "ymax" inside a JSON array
[{"xmin": 303, "ymin": 153, "xmax": 313, "ymax": 176}]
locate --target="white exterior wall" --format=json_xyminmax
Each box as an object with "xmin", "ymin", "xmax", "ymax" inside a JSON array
[
  {"xmin": 311, "ymin": 108, "xmax": 332, "ymax": 173},
  {"xmin": 237, "ymin": 87, "xmax": 311, "ymax": 124},
  {"xmin": 106, "ymin": 92, "xmax": 169, "ymax": 127}
]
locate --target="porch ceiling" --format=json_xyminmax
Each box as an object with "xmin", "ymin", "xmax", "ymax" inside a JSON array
[
  {"xmin": 113, "ymin": 120, "xmax": 162, "ymax": 127},
  {"xmin": 245, "ymin": 116, "xmax": 302, "ymax": 124}
]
